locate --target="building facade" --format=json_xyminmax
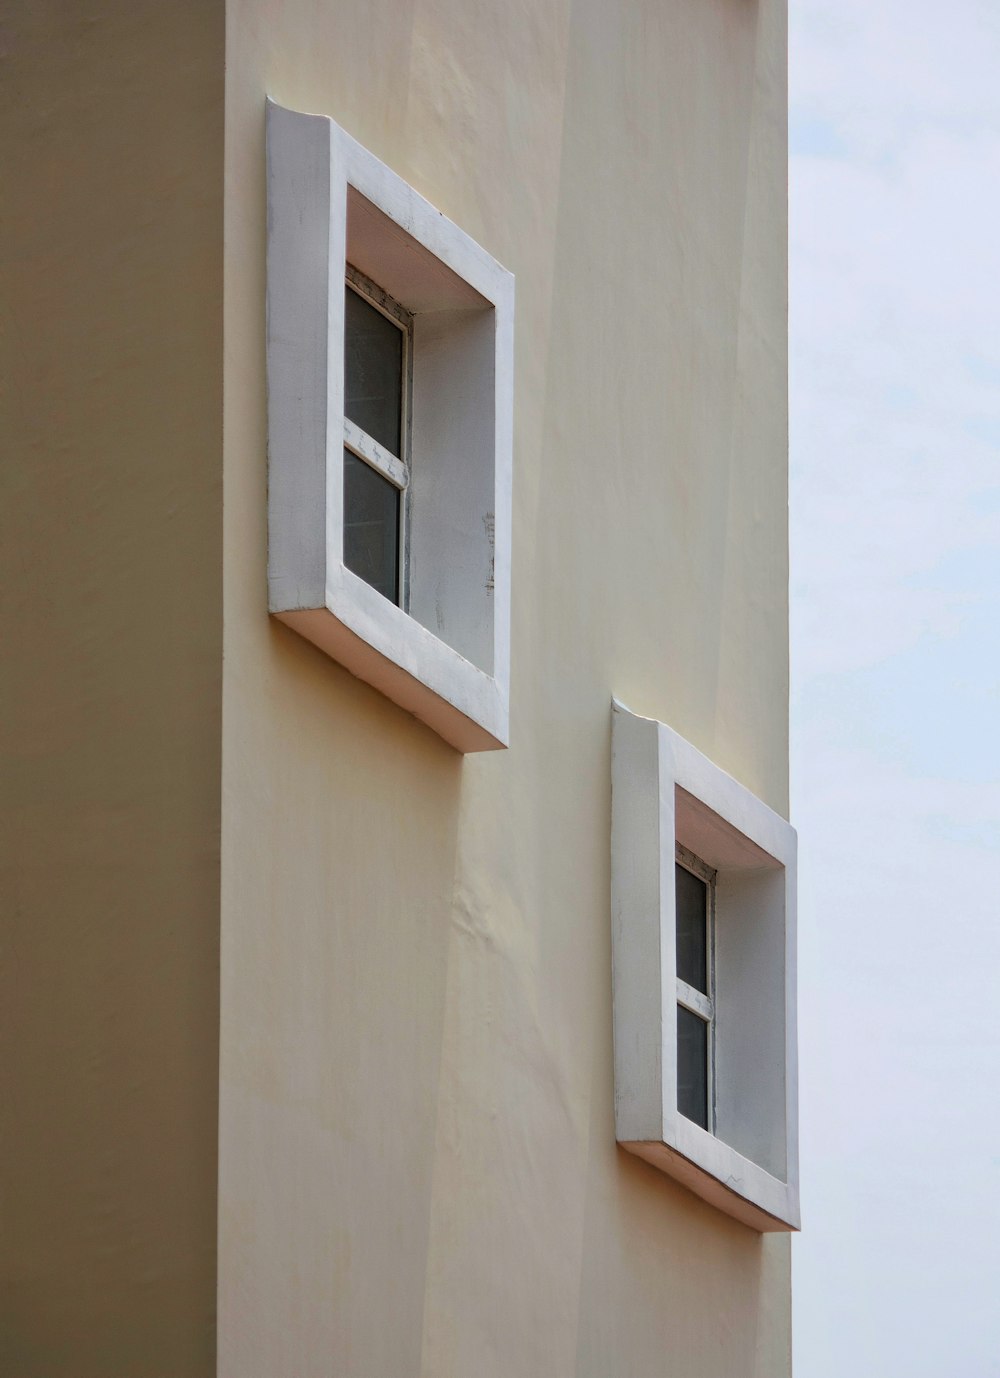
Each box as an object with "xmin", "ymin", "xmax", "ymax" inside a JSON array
[{"xmin": 2, "ymin": 0, "xmax": 792, "ymax": 1373}]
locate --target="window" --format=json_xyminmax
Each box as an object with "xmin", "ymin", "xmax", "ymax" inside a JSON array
[
  {"xmin": 265, "ymin": 101, "xmax": 514, "ymax": 753},
  {"xmin": 611, "ymin": 700, "xmax": 799, "ymax": 1232},
  {"xmin": 342, "ymin": 269, "xmax": 411, "ymax": 605},
  {"xmin": 675, "ymin": 846, "xmax": 715, "ymax": 1131}
]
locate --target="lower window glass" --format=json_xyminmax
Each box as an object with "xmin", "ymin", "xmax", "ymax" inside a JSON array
[
  {"xmin": 343, "ymin": 448, "xmax": 400, "ymax": 603},
  {"xmin": 677, "ymin": 1004, "xmax": 708, "ymax": 1129}
]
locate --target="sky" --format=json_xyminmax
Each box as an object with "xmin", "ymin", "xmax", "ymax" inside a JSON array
[{"xmin": 789, "ymin": 1, "xmax": 1000, "ymax": 1374}]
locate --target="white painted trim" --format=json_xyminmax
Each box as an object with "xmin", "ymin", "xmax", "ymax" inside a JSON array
[
  {"xmin": 611, "ymin": 699, "xmax": 800, "ymax": 1232},
  {"xmin": 674, "ymin": 841, "xmax": 717, "ymax": 1129},
  {"xmin": 266, "ymin": 100, "xmax": 514, "ymax": 752},
  {"xmin": 676, "ymin": 980, "xmax": 713, "ymax": 1022},
  {"xmin": 343, "ymin": 418, "xmax": 410, "ymax": 491}
]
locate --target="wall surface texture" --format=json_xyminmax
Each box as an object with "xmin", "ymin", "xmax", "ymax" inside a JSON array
[
  {"xmin": 220, "ymin": 0, "xmax": 789, "ymax": 1376},
  {"xmin": 0, "ymin": 4, "xmax": 224, "ymax": 1374}
]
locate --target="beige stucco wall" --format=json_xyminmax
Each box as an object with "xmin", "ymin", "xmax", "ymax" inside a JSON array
[
  {"xmin": 0, "ymin": 4, "xmax": 223, "ymax": 1374},
  {"xmin": 220, "ymin": 0, "xmax": 790, "ymax": 1374}
]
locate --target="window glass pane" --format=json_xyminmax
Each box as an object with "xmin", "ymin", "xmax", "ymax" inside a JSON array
[
  {"xmin": 677, "ymin": 1005, "xmax": 709, "ymax": 1129},
  {"xmin": 344, "ymin": 285, "xmax": 403, "ymax": 456},
  {"xmin": 675, "ymin": 863, "xmax": 708, "ymax": 993},
  {"xmin": 343, "ymin": 448, "xmax": 399, "ymax": 603}
]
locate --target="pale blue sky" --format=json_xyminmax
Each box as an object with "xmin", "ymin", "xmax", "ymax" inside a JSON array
[{"xmin": 790, "ymin": 2, "xmax": 1000, "ymax": 1374}]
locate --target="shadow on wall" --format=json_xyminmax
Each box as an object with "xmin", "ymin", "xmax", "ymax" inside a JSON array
[{"xmin": 0, "ymin": 2, "xmax": 225, "ymax": 1375}]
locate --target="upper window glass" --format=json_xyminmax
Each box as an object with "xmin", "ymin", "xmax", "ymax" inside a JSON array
[
  {"xmin": 675, "ymin": 862, "xmax": 708, "ymax": 993},
  {"xmin": 344, "ymin": 283, "xmax": 404, "ymax": 457}
]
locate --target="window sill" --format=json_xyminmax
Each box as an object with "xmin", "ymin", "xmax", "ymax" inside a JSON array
[
  {"xmin": 276, "ymin": 566, "xmax": 507, "ymax": 753},
  {"xmin": 622, "ymin": 1126, "xmax": 799, "ymax": 1233}
]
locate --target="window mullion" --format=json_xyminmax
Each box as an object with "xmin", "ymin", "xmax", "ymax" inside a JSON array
[
  {"xmin": 676, "ymin": 978, "xmax": 714, "ymax": 1022},
  {"xmin": 343, "ymin": 417, "xmax": 410, "ymax": 491}
]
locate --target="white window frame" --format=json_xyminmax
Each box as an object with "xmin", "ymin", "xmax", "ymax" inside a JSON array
[
  {"xmin": 674, "ymin": 843, "xmax": 716, "ymax": 1130},
  {"xmin": 265, "ymin": 100, "xmax": 514, "ymax": 753},
  {"xmin": 342, "ymin": 266, "xmax": 413, "ymax": 603},
  {"xmin": 611, "ymin": 700, "xmax": 800, "ymax": 1232}
]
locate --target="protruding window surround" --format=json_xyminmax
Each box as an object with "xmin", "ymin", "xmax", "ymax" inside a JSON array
[
  {"xmin": 266, "ymin": 101, "xmax": 514, "ymax": 752},
  {"xmin": 611, "ymin": 700, "xmax": 800, "ymax": 1232}
]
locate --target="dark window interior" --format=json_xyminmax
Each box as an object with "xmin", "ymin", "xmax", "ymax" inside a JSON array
[
  {"xmin": 677, "ymin": 1005, "xmax": 708, "ymax": 1130},
  {"xmin": 344, "ymin": 285, "xmax": 403, "ymax": 457},
  {"xmin": 675, "ymin": 862, "xmax": 708, "ymax": 993}
]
